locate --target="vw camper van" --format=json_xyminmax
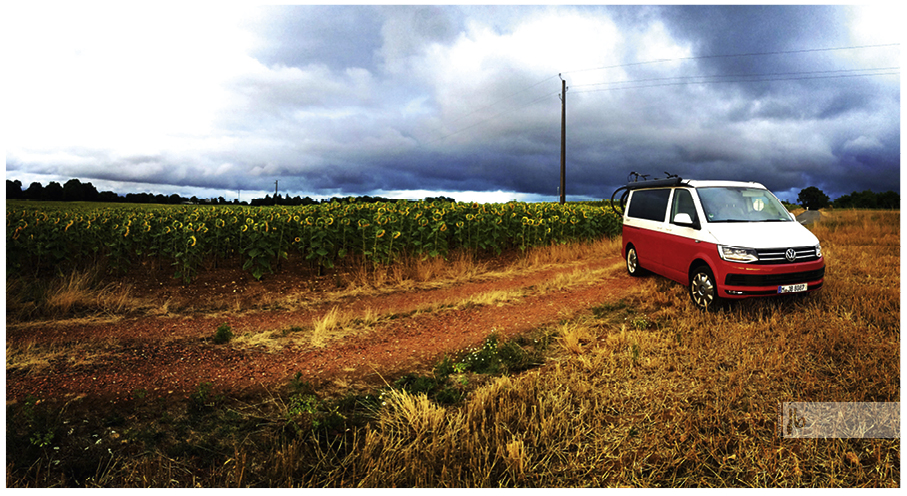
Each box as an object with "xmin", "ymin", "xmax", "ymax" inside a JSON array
[{"xmin": 620, "ymin": 177, "xmax": 825, "ymax": 310}]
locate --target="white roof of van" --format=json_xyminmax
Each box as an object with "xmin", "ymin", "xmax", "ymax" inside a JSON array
[{"xmin": 682, "ymin": 179, "xmax": 767, "ymax": 189}]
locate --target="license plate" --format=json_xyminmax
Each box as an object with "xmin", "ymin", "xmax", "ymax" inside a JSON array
[{"xmin": 778, "ymin": 283, "xmax": 807, "ymax": 294}]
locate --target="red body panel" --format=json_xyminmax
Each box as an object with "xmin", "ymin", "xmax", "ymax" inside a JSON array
[{"xmin": 622, "ymin": 225, "xmax": 825, "ymax": 300}]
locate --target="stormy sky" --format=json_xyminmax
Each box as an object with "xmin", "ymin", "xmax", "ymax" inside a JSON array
[{"xmin": 4, "ymin": 4, "xmax": 901, "ymax": 203}]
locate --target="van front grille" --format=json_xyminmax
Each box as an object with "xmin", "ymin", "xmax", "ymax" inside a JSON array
[{"xmin": 754, "ymin": 246, "xmax": 819, "ymax": 264}]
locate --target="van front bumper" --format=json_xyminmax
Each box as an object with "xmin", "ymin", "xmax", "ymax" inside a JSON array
[{"xmin": 719, "ymin": 262, "xmax": 825, "ymax": 297}]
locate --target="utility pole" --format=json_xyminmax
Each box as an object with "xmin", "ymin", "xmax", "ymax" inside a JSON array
[
  {"xmin": 559, "ymin": 74, "xmax": 567, "ymax": 205},
  {"xmin": 274, "ymin": 180, "xmax": 279, "ymax": 205}
]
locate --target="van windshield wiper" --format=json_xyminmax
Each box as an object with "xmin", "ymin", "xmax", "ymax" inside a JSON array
[{"xmin": 711, "ymin": 218, "xmax": 790, "ymax": 223}]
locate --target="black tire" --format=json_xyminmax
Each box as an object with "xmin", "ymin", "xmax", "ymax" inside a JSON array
[
  {"xmin": 689, "ymin": 265, "xmax": 722, "ymax": 311},
  {"xmin": 626, "ymin": 245, "xmax": 644, "ymax": 277}
]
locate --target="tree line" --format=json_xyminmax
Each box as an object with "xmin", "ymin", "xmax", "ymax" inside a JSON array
[
  {"xmin": 797, "ymin": 186, "xmax": 899, "ymax": 210},
  {"xmin": 6, "ymin": 178, "xmax": 203, "ymax": 205},
  {"xmin": 6, "ymin": 178, "xmax": 897, "ymax": 210},
  {"xmin": 6, "ymin": 178, "xmax": 456, "ymax": 206}
]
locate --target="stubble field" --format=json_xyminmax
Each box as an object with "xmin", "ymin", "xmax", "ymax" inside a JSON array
[{"xmin": 5, "ymin": 207, "xmax": 899, "ymax": 487}]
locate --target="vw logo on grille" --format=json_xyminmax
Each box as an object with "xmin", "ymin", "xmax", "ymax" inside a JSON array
[{"xmin": 785, "ymin": 248, "xmax": 797, "ymax": 262}]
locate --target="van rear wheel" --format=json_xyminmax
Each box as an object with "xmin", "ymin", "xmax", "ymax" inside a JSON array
[
  {"xmin": 690, "ymin": 266, "xmax": 721, "ymax": 311},
  {"xmin": 626, "ymin": 246, "xmax": 644, "ymax": 276}
]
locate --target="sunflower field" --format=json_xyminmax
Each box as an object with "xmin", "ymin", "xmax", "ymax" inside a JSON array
[{"xmin": 6, "ymin": 200, "xmax": 621, "ymax": 282}]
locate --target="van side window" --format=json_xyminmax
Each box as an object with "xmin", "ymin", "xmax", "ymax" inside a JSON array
[
  {"xmin": 670, "ymin": 189, "xmax": 699, "ymax": 226},
  {"xmin": 627, "ymin": 189, "xmax": 671, "ymax": 222}
]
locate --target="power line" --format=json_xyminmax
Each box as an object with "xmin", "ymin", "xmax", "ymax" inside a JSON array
[
  {"xmin": 561, "ymin": 43, "xmax": 900, "ymax": 76},
  {"xmin": 571, "ymin": 68, "xmax": 899, "ymax": 94},
  {"xmin": 424, "ymin": 43, "xmax": 899, "ymax": 144},
  {"xmin": 445, "ymin": 74, "xmax": 560, "ymax": 126},
  {"xmin": 571, "ymin": 67, "xmax": 899, "ymax": 89},
  {"xmin": 424, "ymin": 91, "xmax": 559, "ymax": 145}
]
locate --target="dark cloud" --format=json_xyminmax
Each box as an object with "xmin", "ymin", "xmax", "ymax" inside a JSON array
[
  {"xmin": 662, "ymin": 6, "xmax": 848, "ymax": 72},
  {"xmin": 5, "ymin": 5, "xmax": 899, "ymax": 204}
]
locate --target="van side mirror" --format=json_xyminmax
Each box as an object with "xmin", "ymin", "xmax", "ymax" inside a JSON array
[
  {"xmin": 673, "ymin": 213, "xmax": 692, "ymax": 224},
  {"xmin": 673, "ymin": 213, "xmax": 700, "ymax": 229}
]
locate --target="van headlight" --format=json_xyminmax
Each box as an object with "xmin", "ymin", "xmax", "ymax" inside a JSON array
[
  {"xmin": 718, "ymin": 245, "xmax": 759, "ymax": 263},
  {"xmin": 815, "ymin": 243, "xmax": 822, "ymax": 258}
]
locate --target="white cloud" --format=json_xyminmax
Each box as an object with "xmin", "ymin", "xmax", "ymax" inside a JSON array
[
  {"xmin": 5, "ymin": 3, "xmax": 255, "ymax": 152},
  {"xmin": 842, "ymin": 135, "xmax": 884, "ymax": 154},
  {"xmin": 634, "ymin": 20, "xmax": 693, "ymax": 66}
]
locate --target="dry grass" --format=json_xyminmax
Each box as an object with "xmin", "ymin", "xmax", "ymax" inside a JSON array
[
  {"xmin": 7, "ymin": 336, "xmax": 121, "ymax": 375},
  {"xmin": 517, "ymin": 236, "xmax": 621, "ymax": 269},
  {"xmin": 7, "ymin": 211, "xmax": 899, "ymax": 487},
  {"xmin": 341, "ymin": 249, "xmax": 490, "ymax": 292},
  {"xmin": 289, "ymin": 209, "xmax": 898, "ymax": 487},
  {"xmin": 228, "ymin": 241, "xmax": 624, "ymax": 355},
  {"xmin": 7, "ymin": 238, "xmax": 613, "ymax": 325},
  {"xmin": 6, "ymin": 266, "xmax": 146, "ymax": 323},
  {"xmin": 231, "ymin": 306, "xmax": 383, "ymax": 352}
]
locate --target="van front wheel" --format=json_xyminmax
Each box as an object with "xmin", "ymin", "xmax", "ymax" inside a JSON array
[{"xmin": 690, "ymin": 266, "xmax": 721, "ymax": 311}]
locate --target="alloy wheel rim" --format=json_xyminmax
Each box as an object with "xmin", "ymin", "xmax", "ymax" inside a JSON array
[{"xmin": 691, "ymin": 272, "xmax": 714, "ymax": 307}]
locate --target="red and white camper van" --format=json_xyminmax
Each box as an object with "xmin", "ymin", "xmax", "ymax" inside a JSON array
[{"xmin": 620, "ymin": 177, "xmax": 825, "ymax": 310}]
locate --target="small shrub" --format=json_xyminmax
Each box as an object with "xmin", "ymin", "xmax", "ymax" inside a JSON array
[
  {"xmin": 496, "ymin": 339, "xmax": 531, "ymax": 372},
  {"xmin": 394, "ymin": 373, "xmax": 443, "ymax": 396},
  {"xmin": 458, "ymin": 334, "xmax": 504, "ymax": 374},
  {"xmin": 213, "ymin": 323, "xmax": 233, "ymax": 344},
  {"xmin": 287, "ymin": 393, "xmax": 320, "ymax": 417},
  {"xmin": 433, "ymin": 355, "xmax": 457, "ymax": 379},
  {"xmin": 189, "ymin": 382, "xmax": 222, "ymax": 412}
]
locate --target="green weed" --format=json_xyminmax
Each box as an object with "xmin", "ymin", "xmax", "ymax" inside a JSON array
[{"xmin": 213, "ymin": 323, "xmax": 233, "ymax": 344}]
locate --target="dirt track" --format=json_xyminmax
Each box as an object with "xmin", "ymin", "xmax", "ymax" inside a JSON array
[{"xmin": 6, "ymin": 252, "xmax": 640, "ymax": 407}]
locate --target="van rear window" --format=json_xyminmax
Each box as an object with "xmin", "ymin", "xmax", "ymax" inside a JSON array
[{"xmin": 627, "ymin": 189, "xmax": 671, "ymax": 221}]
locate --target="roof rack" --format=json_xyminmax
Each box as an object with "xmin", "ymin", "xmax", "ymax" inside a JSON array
[
  {"xmin": 610, "ymin": 173, "xmax": 685, "ymax": 215},
  {"xmin": 624, "ymin": 176, "xmax": 684, "ymax": 190}
]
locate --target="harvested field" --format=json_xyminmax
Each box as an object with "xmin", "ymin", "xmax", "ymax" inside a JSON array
[{"xmin": 6, "ymin": 210, "xmax": 899, "ymax": 487}]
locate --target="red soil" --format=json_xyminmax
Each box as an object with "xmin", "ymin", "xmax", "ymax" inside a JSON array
[{"xmin": 6, "ymin": 254, "xmax": 639, "ymax": 407}]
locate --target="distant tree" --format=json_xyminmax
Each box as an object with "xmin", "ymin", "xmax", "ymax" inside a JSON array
[
  {"xmin": 424, "ymin": 196, "xmax": 457, "ymax": 203},
  {"xmin": 6, "ymin": 179, "xmax": 22, "ymax": 199},
  {"xmin": 63, "ymin": 178, "xmax": 85, "ymax": 202},
  {"xmin": 43, "ymin": 181, "xmax": 64, "ymax": 201},
  {"xmin": 98, "ymin": 191, "xmax": 120, "ymax": 203},
  {"xmin": 60, "ymin": 178, "xmax": 99, "ymax": 202},
  {"xmin": 798, "ymin": 186, "xmax": 829, "ymax": 210},
  {"xmin": 834, "ymin": 189, "xmax": 900, "ymax": 209},
  {"xmin": 877, "ymin": 190, "xmax": 900, "ymax": 209},
  {"xmin": 126, "ymin": 192, "xmax": 150, "ymax": 204},
  {"xmin": 24, "ymin": 182, "xmax": 44, "ymax": 200},
  {"xmin": 82, "ymin": 181, "xmax": 99, "ymax": 202}
]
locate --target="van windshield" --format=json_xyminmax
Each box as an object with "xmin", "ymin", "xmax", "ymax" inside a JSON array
[{"xmin": 697, "ymin": 187, "xmax": 792, "ymax": 223}]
